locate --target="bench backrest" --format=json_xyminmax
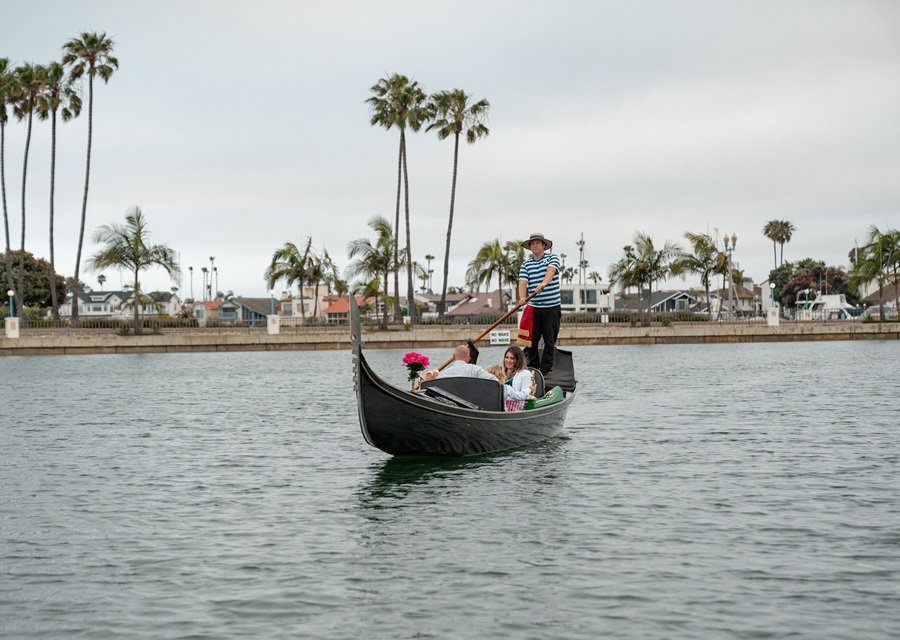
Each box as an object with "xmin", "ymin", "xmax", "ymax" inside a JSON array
[{"xmin": 420, "ymin": 377, "xmax": 505, "ymax": 412}]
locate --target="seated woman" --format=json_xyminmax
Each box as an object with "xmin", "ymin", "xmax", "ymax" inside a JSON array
[{"xmin": 503, "ymin": 345, "xmax": 535, "ymax": 411}]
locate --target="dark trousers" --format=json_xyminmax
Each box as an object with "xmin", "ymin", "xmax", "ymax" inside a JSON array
[{"xmin": 525, "ymin": 305, "xmax": 561, "ymax": 375}]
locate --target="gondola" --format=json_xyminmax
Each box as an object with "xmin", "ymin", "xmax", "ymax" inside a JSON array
[{"xmin": 350, "ymin": 296, "xmax": 576, "ymax": 456}]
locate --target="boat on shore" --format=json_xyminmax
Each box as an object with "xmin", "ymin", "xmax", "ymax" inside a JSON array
[{"xmin": 350, "ymin": 296, "xmax": 576, "ymax": 456}]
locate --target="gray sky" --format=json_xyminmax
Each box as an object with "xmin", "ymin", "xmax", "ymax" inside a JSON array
[{"xmin": 2, "ymin": 0, "xmax": 899, "ymax": 299}]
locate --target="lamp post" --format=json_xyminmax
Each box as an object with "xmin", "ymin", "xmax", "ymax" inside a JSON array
[
  {"xmin": 723, "ymin": 233, "xmax": 737, "ymax": 321},
  {"xmin": 7, "ymin": 289, "xmax": 13, "ymax": 318},
  {"xmin": 769, "ymin": 282, "xmax": 776, "ymax": 310},
  {"xmin": 269, "ymin": 289, "xmax": 275, "ymax": 315}
]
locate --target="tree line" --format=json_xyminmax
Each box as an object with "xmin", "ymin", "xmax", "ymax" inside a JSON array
[
  {"xmin": 606, "ymin": 220, "xmax": 900, "ymax": 325},
  {"xmin": 1, "ymin": 32, "xmax": 118, "ymax": 327}
]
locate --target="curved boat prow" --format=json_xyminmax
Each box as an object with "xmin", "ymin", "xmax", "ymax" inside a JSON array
[{"xmin": 350, "ymin": 296, "xmax": 375, "ymax": 447}]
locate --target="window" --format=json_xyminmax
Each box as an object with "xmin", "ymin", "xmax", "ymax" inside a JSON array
[
  {"xmin": 560, "ymin": 290, "xmax": 574, "ymax": 305},
  {"xmin": 580, "ymin": 289, "xmax": 597, "ymax": 304},
  {"xmin": 92, "ymin": 305, "xmax": 103, "ymax": 312},
  {"xmin": 284, "ymin": 304, "xmax": 293, "ymax": 316}
]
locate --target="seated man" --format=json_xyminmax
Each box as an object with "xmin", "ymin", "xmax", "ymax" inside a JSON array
[{"xmin": 422, "ymin": 344, "xmax": 498, "ymax": 381}]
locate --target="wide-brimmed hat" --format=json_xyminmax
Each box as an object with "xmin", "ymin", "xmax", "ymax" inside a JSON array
[{"xmin": 521, "ymin": 232, "xmax": 553, "ymax": 250}]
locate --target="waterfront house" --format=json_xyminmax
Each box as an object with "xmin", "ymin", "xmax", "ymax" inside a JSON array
[
  {"xmin": 322, "ymin": 296, "xmax": 378, "ymax": 324},
  {"xmin": 59, "ymin": 290, "xmax": 181, "ymax": 320}
]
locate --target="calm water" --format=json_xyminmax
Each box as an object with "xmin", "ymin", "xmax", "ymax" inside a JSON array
[{"xmin": 1, "ymin": 341, "xmax": 898, "ymax": 639}]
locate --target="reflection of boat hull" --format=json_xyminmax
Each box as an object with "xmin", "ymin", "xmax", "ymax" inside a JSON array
[{"xmin": 351, "ymin": 297, "xmax": 574, "ymax": 456}]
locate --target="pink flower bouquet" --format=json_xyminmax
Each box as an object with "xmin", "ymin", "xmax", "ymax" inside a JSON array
[{"xmin": 402, "ymin": 351, "xmax": 430, "ymax": 382}]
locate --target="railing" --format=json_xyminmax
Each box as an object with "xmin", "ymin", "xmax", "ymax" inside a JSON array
[{"xmin": 13, "ymin": 308, "xmax": 898, "ymax": 336}]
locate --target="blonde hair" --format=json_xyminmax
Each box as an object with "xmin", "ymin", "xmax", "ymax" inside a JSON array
[{"xmin": 484, "ymin": 363, "xmax": 507, "ymax": 383}]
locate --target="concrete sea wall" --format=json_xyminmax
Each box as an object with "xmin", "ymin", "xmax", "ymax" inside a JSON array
[{"xmin": 2, "ymin": 322, "xmax": 898, "ymax": 357}]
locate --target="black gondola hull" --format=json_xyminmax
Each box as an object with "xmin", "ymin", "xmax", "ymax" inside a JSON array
[{"xmin": 355, "ymin": 351, "xmax": 573, "ymax": 456}]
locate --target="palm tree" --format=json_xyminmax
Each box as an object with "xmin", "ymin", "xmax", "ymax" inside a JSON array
[
  {"xmin": 466, "ymin": 238, "xmax": 505, "ymax": 294},
  {"xmin": 609, "ymin": 232, "xmax": 680, "ymax": 325},
  {"xmin": 427, "ymin": 88, "xmax": 490, "ymax": 322},
  {"xmin": 367, "ymin": 74, "xmax": 430, "ymax": 324},
  {"xmin": 62, "ymin": 31, "xmax": 118, "ymax": 326},
  {"xmin": 502, "ymin": 241, "xmax": 525, "ymax": 302},
  {"xmin": 671, "ymin": 232, "xmax": 719, "ymax": 317},
  {"xmin": 588, "ymin": 271, "xmax": 602, "ymax": 284},
  {"xmin": 85, "ymin": 206, "xmax": 180, "ymax": 334},
  {"xmin": 264, "ymin": 238, "xmax": 313, "ymax": 322},
  {"xmin": 37, "ymin": 61, "xmax": 81, "ymax": 325},
  {"xmin": 0, "ymin": 58, "xmax": 19, "ymax": 312},
  {"xmin": 777, "ymin": 220, "xmax": 796, "ymax": 266},
  {"xmin": 856, "ymin": 225, "xmax": 900, "ymax": 317},
  {"xmin": 762, "ymin": 220, "xmax": 780, "ymax": 270},
  {"xmin": 12, "ymin": 62, "xmax": 46, "ymax": 324},
  {"xmin": 347, "ymin": 215, "xmax": 394, "ymax": 330},
  {"xmin": 97, "ymin": 273, "xmax": 106, "ymax": 290}
]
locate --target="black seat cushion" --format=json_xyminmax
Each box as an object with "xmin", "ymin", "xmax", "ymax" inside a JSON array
[{"xmin": 420, "ymin": 377, "xmax": 505, "ymax": 412}]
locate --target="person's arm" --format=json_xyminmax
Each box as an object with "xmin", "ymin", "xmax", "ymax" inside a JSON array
[{"xmin": 506, "ymin": 370, "xmax": 534, "ymax": 400}]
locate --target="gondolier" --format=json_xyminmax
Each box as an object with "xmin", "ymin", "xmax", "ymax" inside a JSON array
[{"xmin": 517, "ymin": 232, "xmax": 561, "ymax": 376}]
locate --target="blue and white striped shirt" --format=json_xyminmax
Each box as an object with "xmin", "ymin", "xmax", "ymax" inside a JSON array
[{"xmin": 518, "ymin": 253, "xmax": 561, "ymax": 308}]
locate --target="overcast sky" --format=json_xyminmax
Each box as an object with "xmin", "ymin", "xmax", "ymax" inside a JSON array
[{"xmin": 2, "ymin": 0, "xmax": 899, "ymax": 299}]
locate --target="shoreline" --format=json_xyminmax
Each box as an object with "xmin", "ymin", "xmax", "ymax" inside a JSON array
[{"xmin": 2, "ymin": 321, "xmax": 898, "ymax": 356}]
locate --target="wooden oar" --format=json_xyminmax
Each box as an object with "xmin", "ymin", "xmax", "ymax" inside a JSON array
[{"xmin": 436, "ymin": 291, "xmax": 537, "ymax": 372}]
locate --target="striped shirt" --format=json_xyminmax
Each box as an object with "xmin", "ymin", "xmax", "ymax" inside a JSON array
[{"xmin": 518, "ymin": 253, "xmax": 561, "ymax": 308}]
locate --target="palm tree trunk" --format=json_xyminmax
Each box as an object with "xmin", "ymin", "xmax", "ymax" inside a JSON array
[
  {"xmin": 779, "ymin": 241, "xmax": 784, "ymax": 266},
  {"xmin": 772, "ymin": 241, "xmax": 777, "ymax": 270},
  {"xmin": 1, "ymin": 120, "xmax": 14, "ymax": 304},
  {"xmin": 381, "ymin": 271, "xmax": 389, "ymax": 330},
  {"xmin": 17, "ymin": 110, "xmax": 33, "ymax": 326},
  {"xmin": 392, "ymin": 134, "xmax": 402, "ymax": 323},
  {"xmin": 133, "ymin": 270, "xmax": 141, "ymax": 334},
  {"xmin": 438, "ymin": 133, "xmax": 461, "ymax": 322},
  {"xmin": 49, "ymin": 111, "xmax": 60, "ymax": 326},
  {"xmin": 72, "ymin": 73, "xmax": 94, "ymax": 328},
  {"xmin": 402, "ymin": 133, "xmax": 415, "ymax": 326}
]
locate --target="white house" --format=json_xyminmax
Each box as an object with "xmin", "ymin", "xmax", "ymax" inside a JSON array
[{"xmin": 59, "ymin": 290, "xmax": 182, "ymax": 319}]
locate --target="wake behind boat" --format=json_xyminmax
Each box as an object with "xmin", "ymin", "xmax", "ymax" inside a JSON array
[{"xmin": 350, "ymin": 296, "xmax": 576, "ymax": 456}]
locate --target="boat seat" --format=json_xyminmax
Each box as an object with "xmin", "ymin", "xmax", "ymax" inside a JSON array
[
  {"xmin": 527, "ymin": 368, "xmax": 546, "ymax": 398},
  {"xmin": 420, "ymin": 377, "xmax": 505, "ymax": 412}
]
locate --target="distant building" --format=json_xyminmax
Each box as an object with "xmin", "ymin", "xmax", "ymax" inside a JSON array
[
  {"xmin": 560, "ymin": 283, "xmax": 615, "ymax": 314},
  {"xmin": 59, "ymin": 290, "xmax": 181, "ymax": 319}
]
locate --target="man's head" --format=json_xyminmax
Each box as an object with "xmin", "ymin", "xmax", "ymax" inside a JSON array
[
  {"xmin": 521, "ymin": 233, "xmax": 553, "ymax": 257},
  {"xmin": 452, "ymin": 344, "xmax": 471, "ymax": 362}
]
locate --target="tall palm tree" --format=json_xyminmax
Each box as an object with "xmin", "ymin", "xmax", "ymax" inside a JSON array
[
  {"xmin": 466, "ymin": 238, "xmax": 506, "ymax": 294},
  {"xmin": 37, "ymin": 61, "xmax": 81, "ymax": 325},
  {"xmin": 12, "ymin": 62, "xmax": 46, "ymax": 324},
  {"xmin": 97, "ymin": 273, "xmax": 106, "ymax": 290},
  {"xmin": 777, "ymin": 220, "xmax": 796, "ymax": 266},
  {"xmin": 347, "ymin": 215, "xmax": 394, "ymax": 330},
  {"xmin": 264, "ymin": 238, "xmax": 313, "ymax": 321},
  {"xmin": 0, "ymin": 58, "xmax": 18, "ymax": 312},
  {"xmin": 62, "ymin": 31, "xmax": 118, "ymax": 326},
  {"xmin": 609, "ymin": 232, "xmax": 680, "ymax": 325},
  {"xmin": 367, "ymin": 74, "xmax": 430, "ymax": 324},
  {"xmin": 671, "ymin": 232, "xmax": 719, "ymax": 317},
  {"xmin": 762, "ymin": 220, "xmax": 780, "ymax": 270},
  {"xmin": 85, "ymin": 206, "xmax": 180, "ymax": 334},
  {"xmin": 427, "ymin": 88, "xmax": 490, "ymax": 321}
]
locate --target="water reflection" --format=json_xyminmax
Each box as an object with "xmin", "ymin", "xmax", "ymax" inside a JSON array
[{"xmin": 355, "ymin": 436, "xmax": 570, "ymax": 507}]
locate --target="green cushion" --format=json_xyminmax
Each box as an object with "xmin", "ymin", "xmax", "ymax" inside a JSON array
[{"xmin": 525, "ymin": 386, "xmax": 564, "ymax": 410}]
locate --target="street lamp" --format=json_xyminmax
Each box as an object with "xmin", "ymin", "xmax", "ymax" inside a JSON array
[
  {"xmin": 769, "ymin": 282, "xmax": 776, "ymax": 310},
  {"xmin": 6, "ymin": 289, "xmax": 13, "ymax": 318},
  {"xmin": 269, "ymin": 289, "xmax": 275, "ymax": 315},
  {"xmin": 723, "ymin": 233, "xmax": 737, "ymax": 321}
]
